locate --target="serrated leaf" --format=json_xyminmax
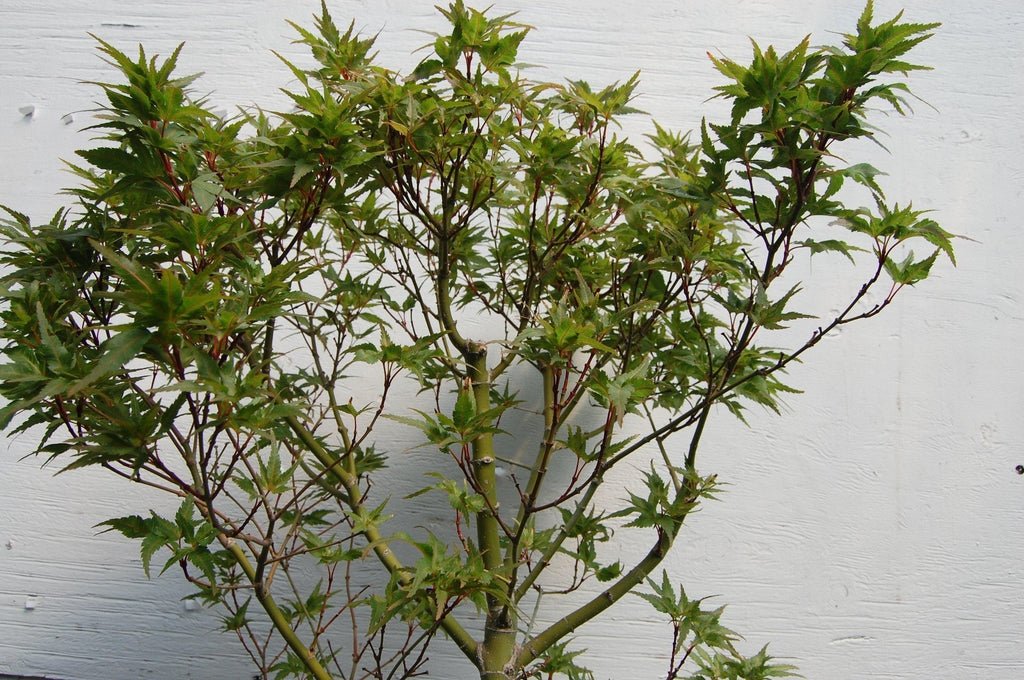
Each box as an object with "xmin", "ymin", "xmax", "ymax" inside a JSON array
[
  {"xmin": 96, "ymin": 515, "xmax": 149, "ymax": 539},
  {"xmin": 67, "ymin": 327, "xmax": 151, "ymax": 395},
  {"xmin": 884, "ymin": 249, "xmax": 938, "ymax": 285},
  {"xmin": 452, "ymin": 389, "xmax": 475, "ymax": 430},
  {"xmin": 221, "ymin": 598, "xmax": 251, "ymax": 632}
]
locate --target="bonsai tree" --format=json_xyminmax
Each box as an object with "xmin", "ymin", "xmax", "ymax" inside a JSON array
[{"xmin": 0, "ymin": 2, "xmax": 952, "ymax": 678}]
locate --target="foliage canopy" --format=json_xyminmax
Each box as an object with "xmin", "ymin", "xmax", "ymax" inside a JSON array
[{"xmin": 0, "ymin": 2, "xmax": 950, "ymax": 678}]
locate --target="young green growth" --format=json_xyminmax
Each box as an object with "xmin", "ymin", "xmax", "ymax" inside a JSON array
[{"xmin": 0, "ymin": 2, "xmax": 950, "ymax": 678}]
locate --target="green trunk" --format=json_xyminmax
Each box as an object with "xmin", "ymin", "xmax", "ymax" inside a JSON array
[
  {"xmin": 469, "ymin": 349, "xmax": 518, "ymax": 678},
  {"xmin": 480, "ymin": 612, "xmax": 517, "ymax": 679}
]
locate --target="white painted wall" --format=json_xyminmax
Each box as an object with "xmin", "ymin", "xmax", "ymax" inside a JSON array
[{"xmin": 1, "ymin": 1, "xmax": 1022, "ymax": 678}]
